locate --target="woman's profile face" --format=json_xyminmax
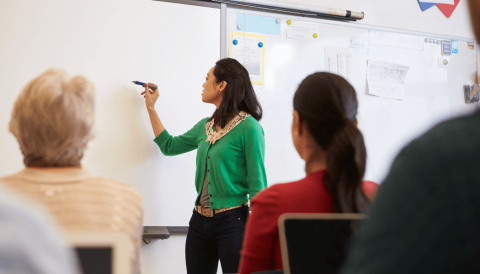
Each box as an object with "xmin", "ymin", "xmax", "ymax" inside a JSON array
[{"xmin": 202, "ymin": 66, "xmax": 224, "ymax": 106}]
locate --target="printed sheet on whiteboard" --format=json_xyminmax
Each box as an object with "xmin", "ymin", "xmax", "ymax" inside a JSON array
[
  {"xmin": 367, "ymin": 60, "xmax": 409, "ymax": 100},
  {"xmin": 230, "ymin": 32, "xmax": 265, "ymax": 85},
  {"xmin": 324, "ymin": 47, "xmax": 354, "ymax": 84}
]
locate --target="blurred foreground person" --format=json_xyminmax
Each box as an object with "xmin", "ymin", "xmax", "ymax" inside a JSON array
[
  {"xmin": 1, "ymin": 68, "xmax": 143, "ymax": 274},
  {"xmin": 0, "ymin": 185, "xmax": 80, "ymax": 274},
  {"xmin": 341, "ymin": 1, "xmax": 480, "ymax": 273}
]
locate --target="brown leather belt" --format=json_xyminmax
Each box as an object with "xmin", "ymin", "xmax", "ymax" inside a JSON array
[{"xmin": 195, "ymin": 203, "xmax": 248, "ymax": 217}]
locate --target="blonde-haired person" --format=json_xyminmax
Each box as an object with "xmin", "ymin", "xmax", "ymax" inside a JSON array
[{"xmin": 1, "ymin": 68, "xmax": 143, "ymax": 274}]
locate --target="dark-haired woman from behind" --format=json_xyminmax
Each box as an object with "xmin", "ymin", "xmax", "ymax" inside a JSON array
[
  {"xmin": 238, "ymin": 72, "xmax": 378, "ymax": 274},
  {"xmin": 142, "ymin": 58, "xmax": 267, "ymax": 274}
]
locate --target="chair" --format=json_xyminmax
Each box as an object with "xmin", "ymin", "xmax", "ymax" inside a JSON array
[
  {"xmin": 66, "ymin": 232, "xmax": 133, "ymax": 274},
  {"xmin": 278, "ymin": 213, "xmax": 365, "ymax": 274}
]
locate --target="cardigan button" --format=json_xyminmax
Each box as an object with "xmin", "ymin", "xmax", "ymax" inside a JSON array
[
  {"xmin": 208, "ymin": 182, "xmax": 211, "ymax": 185},
  {"xmin": 211, "ymin": 202, "xmax": 214, "ymax": 205},
  {"xmin": 208, "ymin": 156, "xmax": 210, "ymax": 159},
  {"xmin": 207, "ymin": 169, "xmax": 210, "ymax": 172},
  {"xmin": 209, "ymin": 194, "xmax": 212, "ymax": 197}
]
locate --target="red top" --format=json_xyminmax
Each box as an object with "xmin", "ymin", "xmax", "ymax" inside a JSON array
[{"xmin": 238, "ymin": 170, "xmax": 378, "ymax": 274}]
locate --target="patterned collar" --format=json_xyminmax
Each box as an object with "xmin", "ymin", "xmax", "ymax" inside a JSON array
[{"xmin": 205, "ymin": 111, "xmax": 251, "ymax": 144}]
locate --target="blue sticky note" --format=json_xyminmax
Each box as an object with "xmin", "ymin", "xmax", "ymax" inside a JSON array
[
  {"xmin": 418, "ymin": 1, "xmax": 437, "ymax": 11},
  {"xmin": 236, "ymin": 14, "xmax": 281, "ymax": 35},
  {"xmin": 442, "ymin": 40, "xmax": 452, "ymax": 56},
  {"xmin": 452, "ymin": 40, "xmax": 458, "ymax": 54}
]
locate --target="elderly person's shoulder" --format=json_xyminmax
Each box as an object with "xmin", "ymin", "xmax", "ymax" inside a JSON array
[{"xmin": 0, "ymin": 167, "xmax": 142, "ymax": 203}]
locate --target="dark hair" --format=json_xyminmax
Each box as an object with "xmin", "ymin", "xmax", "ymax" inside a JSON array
[
  {"xmin": 293, "ymin": 72, "xmax": 369, "ymax": 213},
  {"xmin": 468, "ymin": 0, "xmax": 480, "ymax": 42},
  {"xmin": 209, "ymin": 58, "xmax": 263, "ymax": 128}
]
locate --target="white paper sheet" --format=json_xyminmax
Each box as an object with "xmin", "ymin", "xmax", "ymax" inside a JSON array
[
  {"xmin": 419, "ymin": 0, "xmax": 454, "ymax": 4},
  {"xmin": 370, "ymin": 30, "xmax": 424, "ymax": 51},
  {"xmin": 286, "ymin": 27, "xmax": 316, "ymax": 40},
  {"xmin": 367, "ymin": 60, "xmax": 409, "ymax": 100},
  {"xmin": 230, "ymin": 33, "xmax": 264, "ymax": 84},
  {"xmin": 324, "ymin": 47, "xmax": 354, "ymax": 84}
]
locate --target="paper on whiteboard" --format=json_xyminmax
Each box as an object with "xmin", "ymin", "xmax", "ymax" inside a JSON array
[
  {"xmin": 367, "ymin": 60, "xmax": 409, "ymax": 100},
  {"xmin": 230, "ymin": 32, "xmax": 264, "ymax": 84},
  {"xmin": 419, "ymin": 0, "xmax": 454, "ymax": 4},
  {"xmin": 286, "ymin": 27, "xmax": 316, "ymax": 40},
  {"xmin": 324, "ymin": 47, "xmax": 354, "ymax": 84},
  {"xmin": 370, "ymin": 30, "xmax": 424, "ymax": 51}
]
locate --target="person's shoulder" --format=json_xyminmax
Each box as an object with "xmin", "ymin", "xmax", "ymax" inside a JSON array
[
  {"xmin": 382, "ymin": 112, "xmax": 480, "ymax": 196},
  {"xmin": 410, "ymin": 112, "xmax": 480, "ymax": 152},
  {"xmin": 239, "ymin": 116, "xmax": 263, "ymax": 134},
  {"xmin": 390, "ymin": 113, "xmax": 477, "ymax": 173},
  {"xmin": 0, "ymin": 170, "xmax": 25, "ymax": 182},
  {"xmin": 243, "ymin": 115, "xmax": 261, "ymax": 126},
  {"xmin": 362, "ymin": 180, "xmax": 378, "ymax": 199},
  {"xmin": 253, "ymin": 178, "xmax": 310, "ymax": 204},
  {"xmin": 197, "ymin": 117, "xmax": 210, "ymax": 127}
]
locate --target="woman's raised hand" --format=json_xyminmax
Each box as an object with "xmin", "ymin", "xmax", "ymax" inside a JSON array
[{"xmin": 142, "ymin": 83, "xmax": 160, "ymax": 111}]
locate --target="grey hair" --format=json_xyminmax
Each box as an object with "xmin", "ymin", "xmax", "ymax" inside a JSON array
[{"xmin": 9, "ymin": 68, "xmax": 95, "ymax": 167}]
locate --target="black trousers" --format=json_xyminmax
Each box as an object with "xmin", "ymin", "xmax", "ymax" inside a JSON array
[{"xmin": 186, "ymin": 205, "xmax": 249, "ymax": 274}]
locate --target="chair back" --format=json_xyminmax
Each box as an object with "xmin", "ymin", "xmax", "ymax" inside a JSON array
[
  {"xmin": 66, "ymin": 232, "xmax": 133, "ymax": 274},
  {"xmin": 278, "ymin": 213, "xmax": 365, "ymax": 274}
]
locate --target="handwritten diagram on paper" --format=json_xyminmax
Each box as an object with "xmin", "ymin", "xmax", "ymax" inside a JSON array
[
  {"xmin": 324, "ymin": 47, "xmax": 354, "ymax": 84},
  {"xmin": 230, "ymin": 32, "xmax": 265, "ymax": 85},
  {"xmin": 367, "ymin": 60, "xmax": 409, "ymax": 100}
]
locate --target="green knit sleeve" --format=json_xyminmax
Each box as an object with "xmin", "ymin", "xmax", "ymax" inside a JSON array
[
  {"xmin": 243, "ymin": 117, "xmax": 267, "ymax": 200},
  {"xmin": 153, "ymin": 118, "xmax": 207, "ymax": 156}
]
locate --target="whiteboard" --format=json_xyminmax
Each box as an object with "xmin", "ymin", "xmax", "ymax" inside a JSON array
[
  {"xmin": 226, "ymin": 8, "xmax": 477, "ymax": 186},
  {"xmin": 0, "ymin": 0, "xmax": 219, "ymax": 226}
]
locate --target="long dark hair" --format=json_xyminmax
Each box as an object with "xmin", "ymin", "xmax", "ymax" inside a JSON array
[
  {"xmin": 294, "ymin": 72, "xmax": 369, "ymax": 213},
  {"xmin": 209, "ymin": 58, "xmax": 263, "ymax": 128}
]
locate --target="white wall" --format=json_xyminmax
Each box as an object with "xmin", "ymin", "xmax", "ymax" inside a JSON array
[{"xmin": 0, "ymin": 0, "xmax": 475, "ymax": 274}]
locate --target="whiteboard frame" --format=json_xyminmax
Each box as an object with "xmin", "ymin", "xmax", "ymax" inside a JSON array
[{"xmin": 154, "ymin": 0, "xmax": 478, "ymax": 71}]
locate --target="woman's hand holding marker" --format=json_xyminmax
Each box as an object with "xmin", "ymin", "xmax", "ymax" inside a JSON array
[{"xmin": 142, "ymin": 83, "xmax": 159, "ymax": 111}]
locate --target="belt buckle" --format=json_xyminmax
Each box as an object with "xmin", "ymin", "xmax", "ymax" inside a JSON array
[
  {"xmin": 198, "ymin": 206, "xmax": 213, "ymax": 217},
  {"xmin": 204, "ymin": 207, "xmax": 213, "ymax": 217}
]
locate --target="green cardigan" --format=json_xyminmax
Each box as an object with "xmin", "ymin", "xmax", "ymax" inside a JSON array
[{"xmin": 154, "ymin": 116, "xmax": 267, "ymax": 209}]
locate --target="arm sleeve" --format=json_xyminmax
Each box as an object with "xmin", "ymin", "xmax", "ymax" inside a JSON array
[
  {"xmin": 153, "ymin": 118, "xmax": 206, "ymax": 156},
  {"xmin": 244, "ymin": 121, "xmax": 267, "ymax": 199},
  {"xmin": 238, "ymin": 188, "xmax": 280, "ymax": 274}
]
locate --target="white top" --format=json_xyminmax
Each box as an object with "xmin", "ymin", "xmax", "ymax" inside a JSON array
[{"xmin": 0, "ymin": 185, "xmax": 80, "ymax": 274}]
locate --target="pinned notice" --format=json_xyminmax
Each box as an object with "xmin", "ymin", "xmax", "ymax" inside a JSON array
[
  {"xmin": 367, "ymin": 60, "xmax": 409, "ymax": 100},
  {"xmin": 287, "ymin": 26, "xmax": 318, "ymax": 40},
  {"xmin": 324, "ymin": 47, "xmax": 354, "ymax": 84},
  {"xmin": 230, "ymin": 32, "xmax": 265, "ymax": 85},
  {"xmin": 452, "ymin": 40, "xmax": 458, "ymax": 54},
  {"xmin": 442, "ymin": 40, "xmax": 452, "ymax": 56}
]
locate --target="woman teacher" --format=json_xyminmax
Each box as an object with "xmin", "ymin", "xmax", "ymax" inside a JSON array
[{"xmin": 142, "ymin": 58, "xmax": 267, "ymax": 274}]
